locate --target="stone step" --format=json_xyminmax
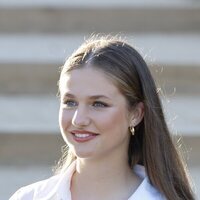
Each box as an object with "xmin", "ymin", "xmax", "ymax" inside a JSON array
[
  {"xmin": 0, "ymin": 95, "xmax": 199, "ymax": 136},
  {"xmin": 0, "ymin": 34, "xmax": 200, "ymax": 95},
  {"xmin": 0, "ymin": 132, "xmax": 199, "ymax": 166},
  {"xmin": 0, "ymin": 95, "xmax": 59, "ymax": 134},
  {"xmin": 0, "ymin": 0, "xmax": 199, "ymax": 8},
  {"xmin": 0, "ymin": 63, "xmax": 60, "ymax": 95},
  {"xmin": 2, "ymin": 62, "xmax": 199, "ymax": 95},
  {"xmin": 0, "ymin": 3, "xmax": 200, "ymax": 33},
  {"xmin": 0, "ymin": 165, "xmax": 53, "ymax": 200},
  {"xmin": 1, "ymin": 34, "xmax": 200, "ymax": 65},
  {"xmin": 0, "ymin": 133, "xmax": 64, "ymax": 166}
]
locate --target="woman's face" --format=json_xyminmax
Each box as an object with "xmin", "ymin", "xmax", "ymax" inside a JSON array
[{"xmin": 59, "ymin": 67, "xmax": 133, "ymax": 160}]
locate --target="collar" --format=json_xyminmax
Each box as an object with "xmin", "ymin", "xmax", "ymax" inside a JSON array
[{"xmin": 35, "ymin": 161, "xmax": 164, "ymax": 200}]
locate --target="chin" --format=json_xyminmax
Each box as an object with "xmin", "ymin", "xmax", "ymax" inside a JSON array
[{"xmin": 72, "ymin": 148, "xmax": 95, "ymax": 159}]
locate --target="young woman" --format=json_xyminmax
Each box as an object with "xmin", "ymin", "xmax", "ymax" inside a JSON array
[{"xmin": 10, "ymin": 35, "xmax": 195, "ymax": 200}]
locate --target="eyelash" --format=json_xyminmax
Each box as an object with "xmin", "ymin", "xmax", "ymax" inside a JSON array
[
  {"xmin": 62, "ymin": 100, "xmax": 108, "ymax": 108},
  {"xmin": 93, "ymin": 101, "xmax": 108, "ymax": 108},
  {"xmin": 63, "ymin": 100, "xmax": 77, "ymax": 108}
]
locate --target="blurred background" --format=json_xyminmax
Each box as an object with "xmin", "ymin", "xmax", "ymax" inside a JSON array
[{"xmin": 0, "ymin": 0, "xmax": 200, "ymax": 199}]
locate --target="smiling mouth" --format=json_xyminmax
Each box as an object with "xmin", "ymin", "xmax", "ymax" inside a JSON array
[
  {"xmin": 70, "ymin": 131, "xmax": 99, "ymax": 142},
  {"xmin": 74, "ymin": 133, "xmax": 91, "ymax": 138}
]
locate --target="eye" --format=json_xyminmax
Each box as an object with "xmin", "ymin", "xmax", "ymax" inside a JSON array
[
  {"xmin": 62, "ymin": 100, "xmax": 78, "ymax": 108},
  {"xmin": 92, "ymin": 101, "xmax": 108, "ymax": 108}
]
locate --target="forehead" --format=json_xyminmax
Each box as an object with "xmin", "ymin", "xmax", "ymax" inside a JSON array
[{"xmin": 59, "ymin": 67, "xmax": 122, "ymax": 99}]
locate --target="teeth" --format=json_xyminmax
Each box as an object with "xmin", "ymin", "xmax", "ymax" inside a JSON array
[{"xmin": 74, "ymin": 133, "xmax": 90, "ymax": 138}]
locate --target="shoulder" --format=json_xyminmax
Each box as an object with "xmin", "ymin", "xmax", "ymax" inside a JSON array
[
  {"xmin": 9, "ymin": 161, "xmax": 76, "ymax": 200},
  {"xmin": 130, "ymin": 177, "xmax": 166, "ymax": 200},
  {"xmin": 9, "ymin": 175, "xmax": 61, "ymax": 200},
  {"xmin": 129, "ymin": 165, "xmax": 166, "ymax": 200}
]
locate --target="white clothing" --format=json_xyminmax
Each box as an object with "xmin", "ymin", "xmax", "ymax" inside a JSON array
[{"xmin": 10, "ymin": 161, "xmax": 165, "ymax": 200}]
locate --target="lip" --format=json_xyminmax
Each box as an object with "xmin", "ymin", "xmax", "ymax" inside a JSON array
[
  {"xmin": 70, "ymin": 130, "xmax": 99, "ymax": 143},
  {"xmin": 71, "ymin": 130, "xmax": 99, "ymax": 135}
]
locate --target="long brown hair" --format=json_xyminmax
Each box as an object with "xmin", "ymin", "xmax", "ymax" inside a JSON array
[{"xmin": 57, "ymin": 35, "xmax": 195, "ymax": 200}]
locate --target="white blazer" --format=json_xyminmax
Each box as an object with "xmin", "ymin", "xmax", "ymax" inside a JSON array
[{"xmin": 10, "ymin": 161, "xmax": 165, "ymax": 200}]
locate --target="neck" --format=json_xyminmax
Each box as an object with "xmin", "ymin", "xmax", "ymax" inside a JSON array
[
  {"xmin": 76, "ymin": 155, "xmax": 130, "ymax": 180},
  {"xmin": 70, "ymin": 150, "xmax": 141, "ymax": 200}
]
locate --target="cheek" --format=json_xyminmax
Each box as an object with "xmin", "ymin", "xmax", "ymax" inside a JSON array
[
  {"xmin": 59, "ymin": 108, "xmax": 72, "ymax": 131},
  {"xmin": 95, "ymin": 108, "xmax": 129, "ymax": 134}
]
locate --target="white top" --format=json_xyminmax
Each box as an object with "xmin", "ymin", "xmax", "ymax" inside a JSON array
[{"xmin": 10, "ymin": 161, "xmax": 165, "ymax": 200}]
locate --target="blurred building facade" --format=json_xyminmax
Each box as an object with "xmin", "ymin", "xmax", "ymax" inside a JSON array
[{"xmin": 0, "ymin": 0, "xmax": 200, "ymax": 199}]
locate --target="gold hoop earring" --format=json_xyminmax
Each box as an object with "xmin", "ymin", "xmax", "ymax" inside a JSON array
[{"xmin": 130, "ymin": 126, "xmax": 135, "ymax": 136}]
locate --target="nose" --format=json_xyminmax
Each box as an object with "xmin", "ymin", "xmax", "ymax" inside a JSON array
[{"xmin": 72, "ymin": 106, "xmax": 91, "ymax": 128}]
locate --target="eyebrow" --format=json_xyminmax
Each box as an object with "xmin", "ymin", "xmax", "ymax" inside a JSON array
[{"xmin": 63, "ymin": 93, "xmax": 111, "ymax": 100}]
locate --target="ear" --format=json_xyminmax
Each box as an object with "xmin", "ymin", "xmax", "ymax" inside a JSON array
[{"xmin": 129, "ymin": 102, "xmax": 144, "ymax": 126}]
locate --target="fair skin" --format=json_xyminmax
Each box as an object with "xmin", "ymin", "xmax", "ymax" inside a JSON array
[{"xmin": 59, "ymin": 67, "xmax": 144, "ymax": 200}]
